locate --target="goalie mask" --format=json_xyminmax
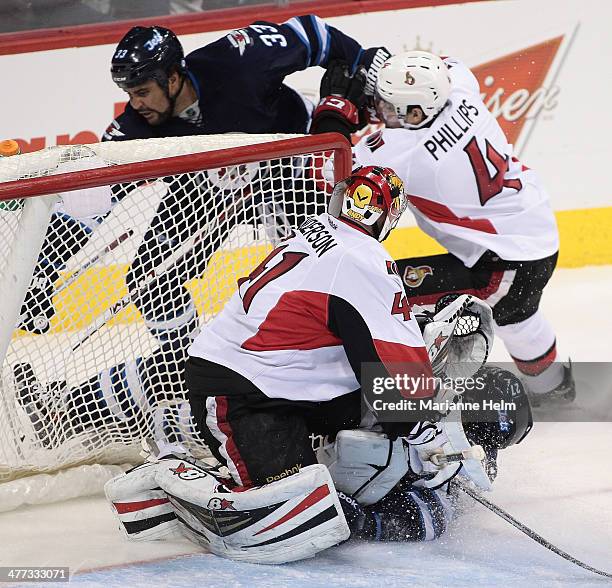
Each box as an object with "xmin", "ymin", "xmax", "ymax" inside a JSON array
[
  {"xmin": 462, "ymin": 367, "xmax": 533, "ymax": 451},
  {"xmin": 111, "ymin": 26, "xmax": 187, "ymax": 90},
  {"xmin": 375, "ymin": 51, "xmax": 451, "ymax": 129},
  {"xmin": 329, "ymin": 166, "xmax": 407, "ymax": 242}
]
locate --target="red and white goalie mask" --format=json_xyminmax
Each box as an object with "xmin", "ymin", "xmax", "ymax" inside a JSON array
[{"xmin": 329, "ymin": 166, "xmax": 407, "ymax": 242}]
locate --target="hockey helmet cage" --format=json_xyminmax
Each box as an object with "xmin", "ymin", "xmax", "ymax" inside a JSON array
[
  {"xmin": 329, "ymin": 166, "xmax": 407, "ymax": 242},
  {"xmin": 462, "ymin": 366, "xmax": 534, "ymax": 451},
  {"xmin": 111, "ymin": 26, "xmax": 187, "ymax": 89},
  {"xmin": 375, "ymin": 51, "xmax": 451, "ymax": 129}
]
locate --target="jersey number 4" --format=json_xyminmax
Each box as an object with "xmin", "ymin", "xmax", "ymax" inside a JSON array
[
  {"xmin": 463, "ymin": 137, "xmax": 523, "ymax": 206},
  {"xmin": 391, "ymin": 292, "xmax": 411, "ymax": 321},
  {"xmin": 238, "ymin": 245, "xmax": 308, "ymax": 313}
]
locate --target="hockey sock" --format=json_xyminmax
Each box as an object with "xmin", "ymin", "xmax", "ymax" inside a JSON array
[
  {"xmin": 135, "ymin": 280, "xmax": 199, "ymax": 345},
  {"xmin": 496, "ymin": 311, "xmax": 565, "ymax": 393},
  {"xmin": 65, "ymin": 322, "xmax": 195, "ymax": 432},
  {"xmin": 63, "ymin": 360, "xmax": 147, "ymax": 431},
  {"xmin": 145, "ymin": 300, "xmax": 198, "ymax": 345},
  {"xmin": 151, "ymin": 401, "xmax": 197, "ymax": 445}
]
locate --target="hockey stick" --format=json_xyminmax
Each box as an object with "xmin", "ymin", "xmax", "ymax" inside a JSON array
[
  {"xmin": 55, "ymin": 229, "xmax": 134, "ymax": 296},
  {"xmin": 68, "ymin": 178, "xmax": 259, "ymax": 352},
  {"xmin": 454, "ymin": 477, "xmax": 612, "ymax": 579},
  {"xmin": 68, "ymin": 217, "xmax": 214, "ymax": 352},
  {"xmin": 429, "ymin": 446, "xmax": 485, "ymax": 467}
]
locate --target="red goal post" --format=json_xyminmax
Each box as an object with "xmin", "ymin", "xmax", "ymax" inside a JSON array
[
  {"xmin": 0, "ymin": 132, "xmax": 351, "ymax": 511},
  {"xmin": 0, "ymin": 134, "xmax": 351, "ymax": 200}
]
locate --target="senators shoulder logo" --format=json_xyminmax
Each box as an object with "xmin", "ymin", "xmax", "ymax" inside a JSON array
[{"xmin": 403, "ymin": 265, "xmax": 433, "ymax": 288}]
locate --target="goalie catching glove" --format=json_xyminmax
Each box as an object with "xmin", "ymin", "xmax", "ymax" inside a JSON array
[{"xmin": 417, "ymin": 293, "xmax": 493, "ymax": 382}]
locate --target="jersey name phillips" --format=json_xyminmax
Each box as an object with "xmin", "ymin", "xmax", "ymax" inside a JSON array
[{"xmin": 424, "ymin": 99, "xmax": 480, "ymax": 161}]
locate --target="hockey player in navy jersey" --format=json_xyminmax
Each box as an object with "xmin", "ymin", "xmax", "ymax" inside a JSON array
[
  {"xmin": 104, "ymin": 18, "xmax": 387, "ymax": 138},
  {"xmin": 15, "ymin": 17, "xmax": 388, "ymax": 339},
  {"xmin": 99, "ymin": 19, "xmax": 391, "ymax": 356},
  {"xmin": 101, "ymin": 166, "xmax": 532, "ymax": 563}
]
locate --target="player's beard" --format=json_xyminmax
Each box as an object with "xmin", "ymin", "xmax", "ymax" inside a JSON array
[
  {"xmin": 138, "ymin": 77, "xmax": 184, "ymax": 126},
  {"xmin": 139, "ymin": 102, "xmax": 173, "ymax": 126}
]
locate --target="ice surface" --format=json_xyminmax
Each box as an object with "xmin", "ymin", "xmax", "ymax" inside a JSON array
[{"xmin": 2, "ymin": 266, "xmax": 611, "ymax": 587}]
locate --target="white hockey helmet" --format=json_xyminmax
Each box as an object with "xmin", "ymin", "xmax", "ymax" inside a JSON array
[{"xmin": 375, "ymin": 51, "xmax": 451, "ymax": 129}]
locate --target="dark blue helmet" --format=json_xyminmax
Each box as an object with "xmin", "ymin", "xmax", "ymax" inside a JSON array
[
  {"xmin": 111, "ymin": 26, "xmax": 186, "ymax": 89},
  {"xmin": 462, "ymin": 366, "xmax": 533, "ymax": 451}
]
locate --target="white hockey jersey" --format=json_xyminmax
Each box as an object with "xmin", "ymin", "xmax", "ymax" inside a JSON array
[
  {"xmin": 354, "ymin": 57, "xmax": 559, "ymax": 267},
  {"xmin": 188, "ymin": 213, "xmax": 432, "ymax": 402}
]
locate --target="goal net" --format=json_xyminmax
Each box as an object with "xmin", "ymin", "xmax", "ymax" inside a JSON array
[{"xmin": 0, "ymin": 133, "xmax": 351, "ymax": 511}]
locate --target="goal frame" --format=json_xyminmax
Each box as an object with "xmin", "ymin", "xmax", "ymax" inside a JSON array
[
  {"xmin": 0, "ymin": 132, "xmax": 351, "ymax": 510},
  {"xmin": 0, "ymin": 133, "xmax": 351, "ymax": 201}
]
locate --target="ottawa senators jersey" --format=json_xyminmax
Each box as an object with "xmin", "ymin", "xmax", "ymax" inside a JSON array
[
  {"xmin": 188, "ymin": 213, "xmax": 432, "ymax": 402},
  {"xmin": 353, "ymin": 57, "xmax": 559, "ymax": 267},
  {"xmin": 104, "ymin": 15, "xmax": 389, "ymax": 140}
]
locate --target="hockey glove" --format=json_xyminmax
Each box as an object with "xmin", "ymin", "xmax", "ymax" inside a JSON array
[
  {"xmin": 405, "ymin": 421, "xmax": 462, "ymax": 490},
  {"xmin": 407, "ymin": 416, "xmax": 492, "ymax": 492},
  {"xmin": 319, "ymin": 60, "xmax": 367, "ymax": 104},
  {"xmin": 360, "ymin": 47, "xmax": 393, "ymax": 97},
  {"xmin": 311, "ymin": 60, "xmax": 367, "ymax": 139},
  {"xmin": 419, "ymin": 294, "xmax": 494, "ymax": 382}
]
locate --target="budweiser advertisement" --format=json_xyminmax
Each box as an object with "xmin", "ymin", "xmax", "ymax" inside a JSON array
[
  {"xmin": 353, "ymin": 28, "xmax": 576, "ymax": 155},
  {"xmin": 470, "ymin": 31, "xmax": 575, "ymax": 155}
]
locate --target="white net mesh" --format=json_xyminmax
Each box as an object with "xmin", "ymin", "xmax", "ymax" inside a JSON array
[{"xmin": 0, "ymin": 134, "xmax": 347, "ymax": 504}]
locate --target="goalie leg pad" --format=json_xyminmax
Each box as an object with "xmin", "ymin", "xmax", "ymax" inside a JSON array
[
  {"xmin": 316, "ymin": 430, "xmax": 409, "ymax": 506},
  {"xmin": 155, "ymin": 461, "xmax": 349, "ymax": 564},
  {"xmin": 104, "ymin": 461, "xmax": 183, "ymax": 542}
]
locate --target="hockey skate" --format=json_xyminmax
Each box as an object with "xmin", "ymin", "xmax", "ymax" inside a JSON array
[
  {"xmin": 13, "ymin": 363, "xmax": 65, "ymax": 448},
  {"xmin": 339, "ymin": 478, "xmax": 458, "ymax": 542},
  {"xmin": 527, "ymin": 360, "xmax": 576, "ymax": 407}
]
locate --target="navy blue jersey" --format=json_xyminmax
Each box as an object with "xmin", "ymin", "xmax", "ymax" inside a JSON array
[{"xmin": 103, "ymin": 15, "xmax": 389, "ymax": 141}]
